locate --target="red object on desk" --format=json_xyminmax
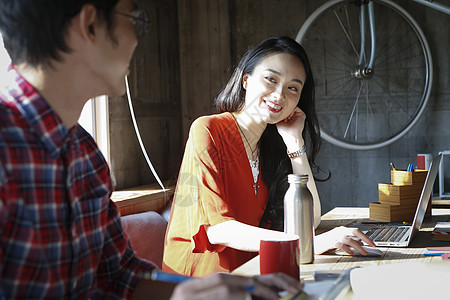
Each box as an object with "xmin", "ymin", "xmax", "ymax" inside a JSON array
[
  {"xmin": 259, "ymin": 238, "xmax": 300, "ymax": 280},
  {"xmin": 417, "ymin": 155, "xmax": 425, "ymax": 170},
  {"xmin": 416, "ymin": 154, "xmax": 432, "ymax": 170},
  {"xmin": 442, "ymin": 253, "xmax": 450, "ymax": 261}
]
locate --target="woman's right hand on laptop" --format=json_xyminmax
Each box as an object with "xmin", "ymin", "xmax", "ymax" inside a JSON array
[{"xmin": 315, "ymin": 226, "xmax": 377, "ymax": 256}]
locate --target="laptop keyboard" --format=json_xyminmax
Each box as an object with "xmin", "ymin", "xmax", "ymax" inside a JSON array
[{"xmin": 366, "ymin": 227, "xmax": 409, "ymax": 242}]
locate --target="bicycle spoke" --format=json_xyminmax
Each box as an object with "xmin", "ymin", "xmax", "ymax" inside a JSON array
[
  {"xmin": 375, "ymin": 38, "xmax": 424, "ymax": 69},
  {"xmin": 344, "ymin": 83, "xmax": 364, "ymax": 139},
  {"xmin": 365, "ymin": 80, "xmax": 374, "ymax": 124},
  {"xmin": 333, "ymin": 6, "xmax": 359, "ymax": 59},
  {"xmin": 374, "ymin": 17, "xmax": 420, "ymax": 68},
  {"xmin": 316, "ymin": 74, "xmax": 350, "ymax": 88},
  {"xmin": 375, "ymin": 54, "xmax": 425, "ymax": 74},
  {"xmin": 372, "ymin": 8, "xmax": 401, "ymax": 60},
  {"xmin": 305, "ymin": 27, "xmax": 358, "ymax": 66},
  {"xmin": 345, "ymin": 4, "xmax": 354, "ymax": 43},
  {"xmin": 320, "ymin": 75, "xmax": 355, "ymax": 98},
  {"xmin": 325, "ymin": 48, "xmax": 359, "ymax": 69},
  {"xmin": 316, "ymin": 77, "xmax": 355, "ymax": 111},
  {"xmin": 369, "ymin": 76, "xmax": 411, "ymax": 116}
]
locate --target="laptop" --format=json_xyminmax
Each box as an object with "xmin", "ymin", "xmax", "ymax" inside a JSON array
[{"xmin": 357, "ymin": 153, "xmax": 442, "ymax": 247}]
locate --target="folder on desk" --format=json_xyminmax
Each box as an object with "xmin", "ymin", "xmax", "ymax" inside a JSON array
[
  {"xmin": 427, "ymin": 222, "xmax": 450, "ymax": 251},
  {"xmin": 433, "ymin": 222, "xmax": 450, "ymax": 235},
  {"xmin": 280, "ymin": 270, "xmax": 352, "ymax": 300},
  {"xmin": 427, "ymin": 227, "xmax": 450, "ymax": 250}
]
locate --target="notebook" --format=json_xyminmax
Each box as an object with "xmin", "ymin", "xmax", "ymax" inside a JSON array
[{"xmin": 358, "ymin": 153, "xmax": 442, "ymax": 247}]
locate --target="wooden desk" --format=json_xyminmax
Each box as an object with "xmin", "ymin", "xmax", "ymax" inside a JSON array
[{"xmin": 233, "ymin": 207, "xmax": 450, "ymax": 281}]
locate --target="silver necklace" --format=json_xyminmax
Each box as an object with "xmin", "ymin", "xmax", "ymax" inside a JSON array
[{"xmin": 231, "ymin": 113, "xmax": 260, "ymax": 196}]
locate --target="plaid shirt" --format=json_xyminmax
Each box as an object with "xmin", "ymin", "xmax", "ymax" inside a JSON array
[{"xmin": 0, "ymin": 67, "xmax": 155, "ymax": 299}]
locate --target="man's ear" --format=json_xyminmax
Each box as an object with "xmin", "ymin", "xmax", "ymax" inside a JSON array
[
  {"xmin": 74, "ymin": 4, "xmax": 99, "ymax": 42},
  {"xmin": 242, "ymin": 73, "xmax": 249, "ymax": 90}
]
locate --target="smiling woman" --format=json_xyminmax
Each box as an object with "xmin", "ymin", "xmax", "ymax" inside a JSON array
[
  {"xmin": 163, "ymin": 36, "xmax": 324, "ymax": 277},
  {"xmin": 163, "ymin": 36, "xmax": 378, "ymax": 278}
]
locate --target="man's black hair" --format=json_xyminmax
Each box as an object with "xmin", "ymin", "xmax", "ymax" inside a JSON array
[{"xmin": 0, "ymin": 0, "xmax": 120, "ymax": 67}]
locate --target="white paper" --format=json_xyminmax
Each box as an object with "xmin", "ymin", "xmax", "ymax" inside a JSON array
[{"xmin": 350, "ymin": 261, "xmax": 450, "ymax": 299}]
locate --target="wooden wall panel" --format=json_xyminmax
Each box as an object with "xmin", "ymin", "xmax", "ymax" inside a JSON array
[
  {"xmin": 178, "ymin": 0, "xmax": 232, "ymax": 141},
  {"xmin": 109, "ymin": 0, "xmax": 182, "ymax": 190}
]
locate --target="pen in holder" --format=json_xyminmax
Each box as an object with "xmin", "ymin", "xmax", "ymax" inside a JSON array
[{"xmin": 370, "ymin": 168, "xmax": 430, "ymax": 222}]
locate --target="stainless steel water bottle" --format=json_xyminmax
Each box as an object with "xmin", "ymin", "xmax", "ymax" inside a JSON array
[{"xmin": 284, "ymin": 174, "xmax": 315, "ymax": 264}]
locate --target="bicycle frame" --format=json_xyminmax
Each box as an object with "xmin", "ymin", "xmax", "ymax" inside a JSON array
[
  {"xmin": 358, "ymin": 0, "xmax": 448, "ymax": 80},
  {"xmin": 354, "ymin": 1, "xmax": 376, "ymax": 79},
  {"xmin": 411, "ymin": 0, "xmax": 450, "ymax": 15}
]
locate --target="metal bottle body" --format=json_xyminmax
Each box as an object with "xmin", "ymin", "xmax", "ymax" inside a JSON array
[{"xmin": 284, "ymin": 174, "xmax": 315, "ymax": 264}]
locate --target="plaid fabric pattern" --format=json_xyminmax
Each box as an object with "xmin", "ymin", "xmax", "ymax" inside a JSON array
[{"xmin": 0, "ymin": 67, "xmax": 155, "ymax": 299}]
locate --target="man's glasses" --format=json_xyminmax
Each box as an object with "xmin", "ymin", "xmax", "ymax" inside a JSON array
[{"xmin": 116, "ymin": 9, "xmax": 150, "ymax": 39}]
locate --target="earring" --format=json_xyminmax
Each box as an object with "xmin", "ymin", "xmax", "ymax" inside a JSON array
[{"xmin": 242, "ymin": 76, "xmax": 248, "ymax": 89}]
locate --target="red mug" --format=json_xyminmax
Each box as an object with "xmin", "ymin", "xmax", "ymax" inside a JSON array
[{"xmin": 259, "ymin": 237, "xmax": 300, "ymax": 280}]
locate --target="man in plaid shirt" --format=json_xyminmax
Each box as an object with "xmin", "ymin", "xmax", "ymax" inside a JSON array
[{"xmin": 0, "ymin": 0, "xmax": 302, "ymax": 299}]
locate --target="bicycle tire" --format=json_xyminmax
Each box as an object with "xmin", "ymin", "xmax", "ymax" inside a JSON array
[{"xmin": 296, "ymin": 0, "xmax": 433, "ymax": 150}]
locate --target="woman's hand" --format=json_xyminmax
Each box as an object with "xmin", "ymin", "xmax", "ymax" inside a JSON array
[
  {"xmin": 315, "ymin": 226, "xmax": 377, "ymax": 256},
  {"xmin": 276, "ymin": 107, "xmax": 306, "ymax": 151},
  {"xmin": 170, "ymin": 272, "xmax": 303, "ymax": 300}
]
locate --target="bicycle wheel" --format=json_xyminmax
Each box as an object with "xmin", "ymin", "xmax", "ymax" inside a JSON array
[{"xmin": 296, "ymin": 0, "xmax": 433, "ymax": 150}]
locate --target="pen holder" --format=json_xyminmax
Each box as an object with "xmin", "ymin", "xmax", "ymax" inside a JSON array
[
  {"xmin": 390, "ymin": 169, "xmax": 427, "ymax": 186},
  {"xmin": 370, "ymin": 169, "xmax": 430, "ymax": 222},
  {"xmin": 378, "ymin": 183, "xmax": 424, "ymax": 205}
]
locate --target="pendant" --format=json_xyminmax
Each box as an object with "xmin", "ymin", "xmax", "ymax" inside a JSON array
[
  {"xmin": 253, "ymin": 183, "xmax": 260, "ymax": 196},
  {"xmin": 250, "ymin": 155, "xmax": 259, "ymax": 196}
]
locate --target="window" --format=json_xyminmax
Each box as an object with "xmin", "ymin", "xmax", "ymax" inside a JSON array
[
  {"xmin": 0, "ymin": 33, "xmax": 11, "ymax": 76},
  {"xmin": 80, "ymin": 96, "xmax": 110, "ymax": 164}
]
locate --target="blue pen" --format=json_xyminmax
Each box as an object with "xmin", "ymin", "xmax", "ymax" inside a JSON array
[
  {"xmin": 148, "ymin": 270, "xmax": 191, "ymax": 283},
  {"xmin": 146, "ymin": 270, "xmax": 255, "ymax": 293},
  {"xmin": 423, "ymin": 251, "xmax": 450, "ymax": 256}
]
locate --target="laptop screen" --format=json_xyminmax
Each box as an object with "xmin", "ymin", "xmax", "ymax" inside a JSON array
[{"xmin": 410, "ymin": 154, "xmax": 442, "ymax": 239}]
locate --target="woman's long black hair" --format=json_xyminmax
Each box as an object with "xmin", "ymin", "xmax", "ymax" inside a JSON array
[{"xmin": 215, "ymin": 36, "xmax": 324, "ymax": 230}]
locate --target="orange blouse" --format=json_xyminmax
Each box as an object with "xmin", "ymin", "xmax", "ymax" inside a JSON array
[{"xmin": 162, "ymin": 112, "xmax": 268, "ymax": 277}]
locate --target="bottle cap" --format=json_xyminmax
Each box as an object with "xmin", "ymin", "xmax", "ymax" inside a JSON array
[{"xmin": 287, "ymin": 174, "xmax": 308, "ymax": 183}]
